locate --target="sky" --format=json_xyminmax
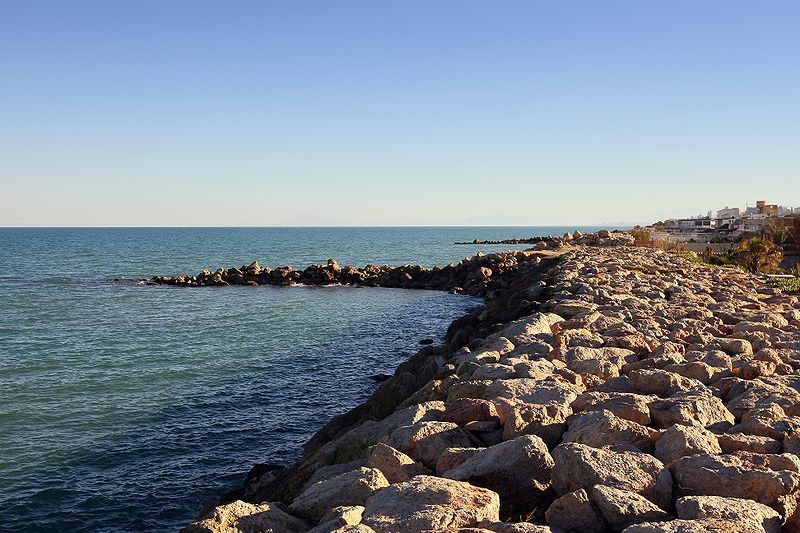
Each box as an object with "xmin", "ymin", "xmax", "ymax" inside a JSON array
[{"xmin": 1, "ymin": 1, "xmax": 798, "ymax": 227}]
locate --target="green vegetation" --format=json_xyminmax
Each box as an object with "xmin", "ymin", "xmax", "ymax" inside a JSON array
[
  {"xmin": 733, "ymin": 237, "xmax": 784, "ymax": 274},
  {"xmin": 670, "ymin": 250, "xmax": 701, "ymax": 264},
  {"xmin": 767, "ymin": 276, "xmax": 800, "ymax": 293}
]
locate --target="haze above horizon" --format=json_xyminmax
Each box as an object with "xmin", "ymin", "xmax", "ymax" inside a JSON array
[{"xmin": 1, "ymin": 1, "xmax": 798, "ymax": 227}]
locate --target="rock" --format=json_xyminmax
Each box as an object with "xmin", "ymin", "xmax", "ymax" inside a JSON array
[
  {"xmin": 309, "ymin": 506, "xmax": 365, "ymax": 533},
  {"xmin": 442, "ymin": 435, "xmax": 554, "ymax": 516},
  {"xmin": 327, "ymin": 526, "xmax": 375, "ymax": 533},
  {"xmin": 648, "ymin": 392, "xmax": 734, "ymax": 429},
  {"xmin": 551, "ymin": 442, "xmax": 672, "ymax": 509},
  {"xmin": 289, "ymin": 467, "xmax": 389, "ymax": 521},
  {"xmin": 563, "ymin": 409, "xmax": 657, "ymax": 452},
  {"xmin": 717, "ymin": 433, "xmax": 782, "ymax": 454},
  {"xmin": 499, "ymin": 313, "xmax": 564, "ymax": 344},
  {"xmin": 591, "ymin": 485, "xmax": 672, "ymax": 532},
  {"xmin": 385, "ymin": 421, "xmax": 472, "ymax": 469},
  {"xmin": 571, "ymin": 392, "xmax": 653, "ymax": 425},
  {"xmin": 544, "ymin": 489, "xmax": 604, "ymax": 533},
  {"xmin": 182, "ymin": 500, "xmax": 310, "ymax": 533},
  {"xmin": 495, "ymin": 523, "xmax": 555, "ymax": 533},
  {"xmin": 654, "ymin": 425, "xmax": 721, "ymax": 465},
  {"xmin": 675, "ymin": 496, "xmax": 781, "ymax": 533},
  {"xmin": 435, "ymin": 447, "xmax": 482, "ymax": 476},
  {"xmin": 628, "ymin": 369, "xmax": 704, "ymax": 396},
  {"xmin": 670, "ymin": 453, "xmax": 800, "ymax": 528},
  {"xmin": 301, "ymin": 460, "xmax": 367, "ymax": 491},
  {"xmin": 486, "ymin": 379, "xmax": 580, "ymax": 408},
  {"xmin": 501, "ymin": 401, "xmax": 571, "ymax": 447},
  {"xmin": 361, "ymin": 475, "xmax": 500, "ymax": 532},
  {"xmin": 366, "ymin": 443, "xmax": 428, "ymax": 484},
  {"xmin": 620, "ymin": 518, "xmax": 749, "ymax": 532}
]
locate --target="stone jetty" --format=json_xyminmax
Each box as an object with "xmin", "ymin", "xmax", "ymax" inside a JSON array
[{"xmin": 177, "ymin": 233, "xmax": 800, "ymax": 532}]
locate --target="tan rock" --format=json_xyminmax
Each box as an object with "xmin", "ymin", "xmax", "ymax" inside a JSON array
[
  {"xmin": 551, "ymin": 442, "xmax": 672, "ymax": 509},
  {"xmin": 563, "ymin": 409, "xmax": 658, "ymax": 452},
  {"xmin": 385, "ymin": 421, "xmax": 472, "ymax": 469},
  {"xmin": 309, "ymin": 506, "xmax": 365, "ymax": 533},
  {"xmin": 444, "ymin": 398, "xmax": 500, "ymax": 425},
  {"xmin": 648, "ymin": 392, "xmax": 734, "ymax": 429},
  {"xmin": 654, "ymin": 424, "xmax": 721, "ymax": 465},
  {"xmin": 361, "ymin": 475, "xmax": 500, "ymax": 532},
  {"xmin": 675, "ymin": 495, "xmax": 781, "ymax": 533},
  {"xmin": 571, "ymin": 391, "xmax": 653, "ymax": 425},
  {"xmin": 366, "ymin": 443, "xmax": 428, "ymax": 484},
  {"xmin": 501, "ymin": 401, "xmax": 571, "ymax": 447},
  {"xmin": 182, "ymin": 500, "xmax": 310, "ymax": 533},
  {"xmin": 544, "ymin": 489, "xmax": 604, "ymax": 533},
  {"xmin": 289, "ymin": 467, "xmax": 389, "ymax": 521},
  {"xmin": 671, "ymin": 453, "xmax": 800, "ymax": 528},
  {"xmin": 627, "ymin": 369, "xmax": 704, "ymax": 396},
  {"xmin": 620, "ymin": 518, "xmax": 750, "ymax": 532},
  {"xmin": 717, "ymin": 433, "xmax": 782, "ymax": 454},
  {"xmin": 591, "ymin": 485, "xmax": 671, "ymax": 532},
  {"xmin": 441, "ymin": 435, "xmax": 554, "ymax": 516}
]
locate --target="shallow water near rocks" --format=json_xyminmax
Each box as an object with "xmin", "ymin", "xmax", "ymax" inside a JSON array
[{"xmin": 0, "ymin": 226, "xmax": 599, "ymax": 532}]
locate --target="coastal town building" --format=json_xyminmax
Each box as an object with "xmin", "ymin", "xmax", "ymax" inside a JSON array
[{"xmin": 651, "ymin": 199, "xmax": 800, "ymax": 245}]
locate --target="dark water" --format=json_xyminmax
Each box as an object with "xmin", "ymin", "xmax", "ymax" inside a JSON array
[{"xmin": 0, "ymin": 226, "xmax": 600, "ymax": 532}]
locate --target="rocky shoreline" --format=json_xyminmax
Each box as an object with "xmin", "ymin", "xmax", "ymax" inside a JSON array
[{"xmin": 173, "ymin": 232, "xmax": 800, "ymax": 532}]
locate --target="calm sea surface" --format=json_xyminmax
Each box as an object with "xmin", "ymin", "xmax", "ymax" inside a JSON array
[{"xmin": 0, "ymin": 226, "xmax": 601, "ymax": 532}]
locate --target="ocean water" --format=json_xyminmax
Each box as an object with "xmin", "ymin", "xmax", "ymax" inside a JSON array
[{"xmin": 0, "ymin": 226, "xmax": 600, "ymax": 532}]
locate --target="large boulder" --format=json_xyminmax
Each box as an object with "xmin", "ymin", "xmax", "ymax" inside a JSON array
[
  {"xmin": 309, "ymin": 506, "xmax": 365, "ymax": 533},
  {"xmin": 648, "ymin": 392, "xmax": 734, "ymax": 429},
  {"xmin": 501, "ymin": 402, "xmax": 571, "ymax": 447},
  {"xmin": 366, "ymin": 443, "xmax": 428, "ymax": 484},
  {"xmin": 361, "ymin": 475, "xmax": 500, "ymax": 532},
  {"xmin": 675, "ymin": 496, "xmax": 781, "ymax": 533},
  {"xmin": 544, "ymin": 489, "xmax": 604, "ymax": 533},
  {"xmin": 289, "ymin": 467, "xmax": 389, "ymax": 521},
  {"xmin": 562, "ymin": 409, "xmax": 657, "ymax": 452},
  {"xmin": 571, "ymin": 391, "xmax": 654, "ymax": 425},
  {"xmin": 654, "ymin": 424, "xmax": 721, "ymax": 465},
  {"xmin": 551, "ymin": 442, "xmax": 672, "ymax": 509},
  {"xmin": 385, "ymin": 421, "xmax": 472, "ymax": 469},
  {"xmin": 620, "ymin": 519, "xmax": 753, "ymax": 532},
  {"xmin": 591, "ymin": 485, "xmax": 671, "ymax": 532},
  {"xmin": 182, "ymin": 500, "xmax": 310, "ymax": 533},
  {"xmin": 441, "ymin": 435, "xmax": 554, "ymax": 516},
  {"xmin": 670, "ymin": 453, "xmax": 800, "ymax": 528}
]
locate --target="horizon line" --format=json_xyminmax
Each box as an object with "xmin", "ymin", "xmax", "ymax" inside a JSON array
[{"xmin": 0, "ymin": 223, "xmax": 633, "ymax": 229}]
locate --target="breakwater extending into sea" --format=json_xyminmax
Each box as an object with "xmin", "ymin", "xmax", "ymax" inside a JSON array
[{"xmin": 176, "ymin": 234, "xmax": 800, "ymax": 532}]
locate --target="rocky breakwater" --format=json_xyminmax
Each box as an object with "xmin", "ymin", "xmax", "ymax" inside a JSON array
[
  {"xmin": 182, "ymin": 240, "xmax": 800, "ymax": 533},
  {"xmin": 149, "ymin": 250, "xmax": 561, "ymax": 296}
]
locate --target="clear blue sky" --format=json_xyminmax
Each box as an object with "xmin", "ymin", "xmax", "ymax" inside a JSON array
[{"xmin": 1, "ymin": 1, "xmax": 798, "ymax": 226}]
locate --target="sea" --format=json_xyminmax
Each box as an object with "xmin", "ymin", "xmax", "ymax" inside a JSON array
[{"xmin": 0, "ymin": 226, "xmax": 602, "ymax": 532}]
